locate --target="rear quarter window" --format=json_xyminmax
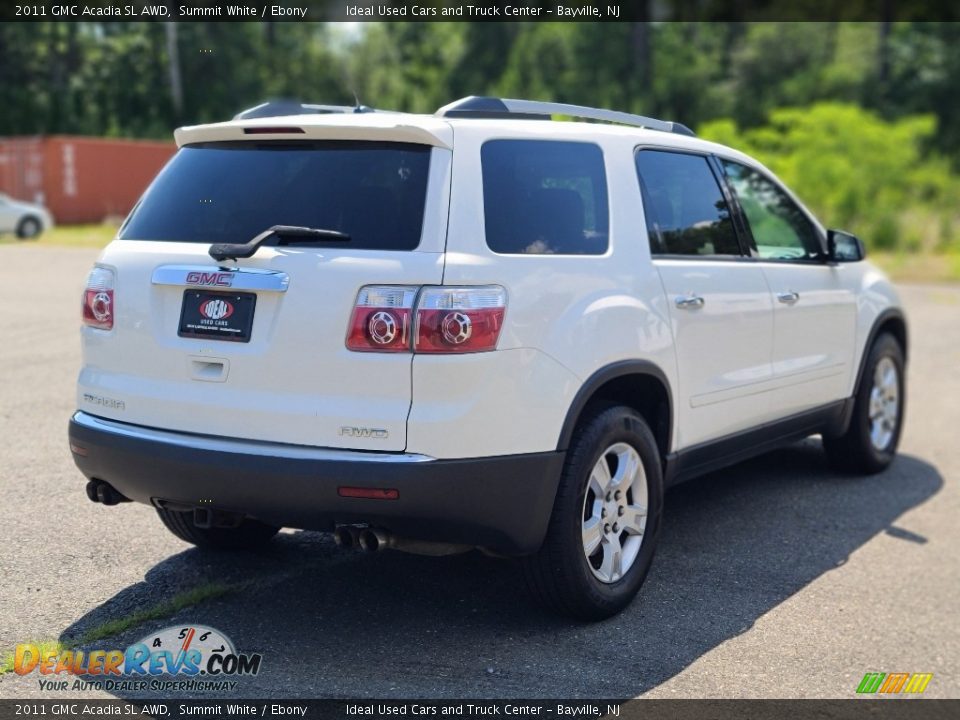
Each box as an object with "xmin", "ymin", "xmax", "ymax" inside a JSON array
[
  {"xmin": 635, "ymin": 149, "xmax": 741, "ymax": 257},
  {"xmin": 481, "ymin": 140, "xmax": 609, "ymax": 255},
  {"xmin": 120, "ymin": 141, "xmax": 432, "ymax": 251}
]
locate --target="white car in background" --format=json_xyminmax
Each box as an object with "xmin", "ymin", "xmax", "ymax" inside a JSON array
[{"xmin": 0, "ymin": 192, "xmax": 54, "ymax": 239}]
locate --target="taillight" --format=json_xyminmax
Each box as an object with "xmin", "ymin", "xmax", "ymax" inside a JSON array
[
  {"xmin": 346, "ymin": 285, "xmax": 507, "ymax": 354},
  {"xmin": 82, "ymin": 266, "xmax": 115, "ymax": 330},
  {"xmin": 414, "ymin": 286, "xmax": 506, "ymax": 354},
  {"xmin": 345, "ymin": 286, "xmax": 417, "ymax": 352}
]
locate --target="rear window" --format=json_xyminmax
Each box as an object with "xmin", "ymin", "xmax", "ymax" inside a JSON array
[
  {"xmin": 481, "ymin": 140, "xmax": 609, "ymax": 255},
  {"xmin": 120, "ymin": 142, "xmax": 432, "ymax": 250}
]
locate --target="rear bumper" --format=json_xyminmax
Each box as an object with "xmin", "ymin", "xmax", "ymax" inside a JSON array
[{"xmin": 68, "ymin": 412, "xmax": 564, "ymax": 555}]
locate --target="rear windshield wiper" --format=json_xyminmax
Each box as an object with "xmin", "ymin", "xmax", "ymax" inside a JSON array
[{"xmin": 209, "ymin": 225, "xmax": 351, "ymax": 261}]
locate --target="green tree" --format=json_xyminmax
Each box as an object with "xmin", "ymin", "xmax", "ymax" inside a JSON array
[{"xmin": 700, "ymin": 103, "xmax": 959, "ymax": 250}]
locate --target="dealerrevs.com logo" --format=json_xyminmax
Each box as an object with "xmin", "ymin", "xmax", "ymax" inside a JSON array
[{"xmin": 14, "ymin": 625, "xmax": 262, "ymax": 693}]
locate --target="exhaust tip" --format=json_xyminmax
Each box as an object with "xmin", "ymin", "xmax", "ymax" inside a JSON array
[
  {"xmin": 358, "ymin": 529, "xmax": 385, "ymax": 553},
  {"xmin": 333, "ymin": 527, "xmax": 357, "ymax": 549},
  {"xmin": 85, "ymin": 480, "xmax": 100, "ymax": 503},
  {"xmin": 86, "ymin": 480, "xmax": 129, "ymax": 506}
]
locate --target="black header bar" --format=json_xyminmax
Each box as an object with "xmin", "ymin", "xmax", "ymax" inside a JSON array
[
  {"xmin": 3, "ymin": 0, "xmax": 959, "ymax": 23},
  {"xmin": 0, "ymin": 700, "xmax": 957, "ymax": 720}
]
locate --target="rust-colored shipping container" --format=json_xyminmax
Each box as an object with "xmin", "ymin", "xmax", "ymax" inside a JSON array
[{"xmin": 0, "ymin": 135, "xmax": 175, "ymax": 224}]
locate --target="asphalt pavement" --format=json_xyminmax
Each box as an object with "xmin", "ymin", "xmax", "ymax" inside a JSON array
[{"xmin": 0, "ymin": 244, "xmax": 957, "ymax": 699}]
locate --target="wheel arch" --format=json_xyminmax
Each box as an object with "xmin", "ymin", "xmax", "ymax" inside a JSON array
[
  {"xmin": 855, "ymin": 308, "xmax": 908, "ymax": 393},
  {"xmin": 556, "ymin": 360, "xmax": 673, "ymax": 460}
]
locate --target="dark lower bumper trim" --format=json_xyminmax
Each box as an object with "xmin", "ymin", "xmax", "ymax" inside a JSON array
[{"xmin": 68, "ymin": 413, "xmax": 564, "ymax": 555}]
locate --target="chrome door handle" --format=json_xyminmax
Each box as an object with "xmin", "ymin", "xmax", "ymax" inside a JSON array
[
  {"xmin": 776, "ymin": 291, "xmax": 800, "ymax": 305},
  {"xmin": 675, "ymin": 294, "xmax": 705, "ymax": 310}
]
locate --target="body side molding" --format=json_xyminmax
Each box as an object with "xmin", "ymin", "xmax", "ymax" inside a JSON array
[{"xmin": 664, "ymin": 399, "xmax": 853, "ymax": 485}]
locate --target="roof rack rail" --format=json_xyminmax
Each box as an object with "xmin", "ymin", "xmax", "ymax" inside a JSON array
[
  {"xmin": 234, "ymin": 100, "xmax": 378, "ymax": 121},
  {"xmin": 435, "ymin": 96, "xmax": 696, "ymax": 137}
]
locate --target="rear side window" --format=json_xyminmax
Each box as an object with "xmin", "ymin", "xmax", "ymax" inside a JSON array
[
  {"xmin": 635, "ymin": 150, "xmax": 741, "ymax": 257},
  {"xmin": 481, "ymin": 140, "xmax": 609, "ymax": 255},
  {"xmin": 120, "ymin": 142, "xmax": 432, "ymax": 250}
]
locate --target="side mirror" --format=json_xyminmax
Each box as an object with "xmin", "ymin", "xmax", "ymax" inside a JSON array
[{"xmin": 827, "ymin": 229, "xmax": 865, "ymax": 263}]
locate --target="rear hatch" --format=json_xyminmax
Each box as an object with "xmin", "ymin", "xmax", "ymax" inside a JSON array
[{"xmin": 79, "ymin": 119, "xmax": 451, "ymax": 451}]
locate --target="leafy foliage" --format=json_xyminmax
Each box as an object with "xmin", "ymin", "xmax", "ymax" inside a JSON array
[{"xmin": 701, "ymin": 104, "xmax": 960, "ymax": 250}]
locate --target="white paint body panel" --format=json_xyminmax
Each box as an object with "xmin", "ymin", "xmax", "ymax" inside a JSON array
[
  {"xmin": 407, "ymin": 349, "xmax": 580, "ymax": 459},
  {"xmin": 653, "ymin": 259, "xmax": 775, "ymax": 449},
  {"xmin": 758, "ymin": 262, "xmax": 858, "ymax": 414},
  {"xmin": 79, "ymin": 242, "xmax": 444, "ymax": 451}
]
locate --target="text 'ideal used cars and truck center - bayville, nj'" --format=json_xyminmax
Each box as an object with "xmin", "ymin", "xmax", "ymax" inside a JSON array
[{"xmin": 344, "ymin": 5, "xmax": 614, "ymax": 17}]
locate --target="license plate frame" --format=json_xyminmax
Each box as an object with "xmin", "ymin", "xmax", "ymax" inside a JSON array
[{"xmin": 178, "ymin": 290, "xmax": 257, "ymax": 343}]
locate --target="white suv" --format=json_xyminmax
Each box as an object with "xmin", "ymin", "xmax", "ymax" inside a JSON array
[{"xmin": 69, "ymin": 97, "xmax": 907, "ymax": 620}]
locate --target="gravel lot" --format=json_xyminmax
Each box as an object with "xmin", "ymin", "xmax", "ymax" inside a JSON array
[{"xmin": 0, "ymin": 244, "xmax": 957, "ymax": 699}]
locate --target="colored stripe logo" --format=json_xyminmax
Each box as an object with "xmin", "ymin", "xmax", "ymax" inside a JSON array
[{"xmin": 857, "ymin": 672, "xmax": 933, "ymax": 694}]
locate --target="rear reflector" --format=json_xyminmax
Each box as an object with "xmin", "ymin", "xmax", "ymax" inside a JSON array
[
  {"xmin": 243, "ymin": 127, "xmax": 305, "ymax": 134},
  {"xmin": 82, "ymin": 266, "xmax": 116, "ymax": 330},
  {"xmin": 69, "ymin": 443, "xmax": 88, "ymax": 457},
  {"xmin": 338, "ymin": 487, "xmax": 399, "ymax": 500}
]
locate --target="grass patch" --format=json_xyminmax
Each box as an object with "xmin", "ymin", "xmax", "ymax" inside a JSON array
[
  {"xmin": 39, "ymin": 224, "xmax": 118, "ymax": 248},
  {"xmin": 872, "ymin": 249, "xmax": 960, "ymax": 283},
  {"xmin": 79, "ymin": 582, "xmax": 235, "ymax": 644},
  {"xmin": 1, "ymin": 223, "xmax": 117, "ymax": 248},
  {"xmin": 0, "ymin": 582, "xmax": 236, "ymax": 674}
]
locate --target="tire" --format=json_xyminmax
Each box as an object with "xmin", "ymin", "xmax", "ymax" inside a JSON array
[
  {"xmin": 157, "ymin": 508, "xmax": 279, "ymax": 550},
  {"xmin": 522, "ymin": 405, "xmax": 664, "ymax": 621},
  {"xmin": 16, "ymin": 216, "xmax": 42, "ymax": 240},
  {"xmin": 824, "ymin": 333, "xmax": 905, "ymax": 474}
]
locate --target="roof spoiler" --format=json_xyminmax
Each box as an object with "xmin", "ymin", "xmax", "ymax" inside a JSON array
[{"xmin": 233, "ymin": 100, "xmax": 378, "ymax": 120}]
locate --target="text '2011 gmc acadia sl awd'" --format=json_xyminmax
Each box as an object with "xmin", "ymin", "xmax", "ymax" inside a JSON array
[{"xmin": 69, "ymin": 97, "xmax": 907, "ymax": 619}]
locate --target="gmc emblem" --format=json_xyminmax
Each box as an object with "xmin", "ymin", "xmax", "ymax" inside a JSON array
[{"xmin": 186, "ymin": 271, "xmax": 234, "ymax": 287}]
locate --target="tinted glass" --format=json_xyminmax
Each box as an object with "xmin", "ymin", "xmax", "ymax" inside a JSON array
[
  {"xmin": 481, "ymin": 140, "xmax": 609, "ymax": 255},
  {"xmin": 120, "ymin": 142, "xmax": 432, "ymax": 250},
  {"xmin": 721, "ymin": 160, "xmax": 821, "ymax": 260},
  {"xmin": 636, "ymin": 150, "xmax": 740, "ymax": 256}
]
